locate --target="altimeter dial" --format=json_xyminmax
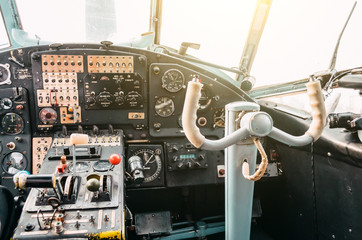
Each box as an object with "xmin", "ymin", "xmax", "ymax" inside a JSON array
[
  {"xmin": 155, "ymin": 96, "xmax": 175, "ymax": 117},
  {"xmin": 161, "ymin": 69, "xmax": 185, "ymax": 92}
]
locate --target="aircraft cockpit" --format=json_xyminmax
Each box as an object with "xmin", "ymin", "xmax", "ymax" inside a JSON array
[{"xmin": 0, "ymin": 1, "xmax": 361, "ymax": 239}]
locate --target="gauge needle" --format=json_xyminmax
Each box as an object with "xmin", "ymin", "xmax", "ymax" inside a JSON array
[
  {"xmin": 144, "ymin": 153, "xmax": 155, "ymax": 166},
  {"xmin": 216, "ymin": 115, "xmax": 225, "ymax": 121},
  {"xmin": 155, "ymin": 100, "xmax": 172, "ymax": 110},
  {"xmin": 169, "ymin": 73, "xmax": 174, "ymax": 81}
]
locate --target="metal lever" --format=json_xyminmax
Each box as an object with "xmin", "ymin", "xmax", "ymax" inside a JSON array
[{"xmin": 178, "ymin": 42, "xmax": 200, "ymax": 55}]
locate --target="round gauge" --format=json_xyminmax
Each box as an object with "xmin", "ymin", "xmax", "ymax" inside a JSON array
[
  {"xmin": 0, "ymin": 98, "xmax": 12, "ymax": 110},
  {"xmin": 96, "ymin": 91, "xmax": 114, "ymax": 108},
  {"xmin": 0, "ymin": 64, "xmax": 11, "ymax": 85},
  {"xmin": 39, "ymin": 108, "xmax": 57, "ymax": 124},
  {"xmin": 213, "ymin": 108, "xmax": 225, "ymax": 128},
  {"xmin": 2, "ymin": 152, "xmax": 27, "ymax": 175},
  {"xmin": 1, "ymin": 113, "xmax": 24, "ymax": 134},
  {"xmin": 155, "ymin": 97, "xmax": 175, "ymax": 117},
  {"xmin": 125, "ymin": 91, "xmax": 143, "ymax": 107},
  {"xmin": 161, "ymin": 69, "xmax": 185, "ymax": 92},
  {"xmin": 68, "ymin": 162, "xmax": 90, "ymax": 173},
  {"xmin": 198, "ymin": 87, "xmax": 212, "ymax": 111},
  {"xmin": 133, "ymin": 149, "xmax": 162, "ymax": 183},
  {"xmin": 93, "ymin": 160, "xmax": 112, "ymax": 172}
]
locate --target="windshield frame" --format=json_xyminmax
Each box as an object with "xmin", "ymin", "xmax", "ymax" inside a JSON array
[{"xmin": 0, "ymin": 0, "xmax": 22, "ymax": 49}]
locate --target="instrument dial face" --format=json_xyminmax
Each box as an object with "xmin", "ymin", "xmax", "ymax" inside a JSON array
[
  {"xmin": 39, "ymin": 108, "xmax": 57, "ymax": 124},
  {"xmin": 0, "ymin": 98, "xmax": 12, "ymax": 110},
  {"xmin": 69, "ymin": 162, "xmax": 90, "ymax": 173},
  {"xmin": 213, "ymin": 108, "xmax": 225, "ymax": 127},
  {"xmin": 155, "ymin": 97, "xmax": 175, "ymax": 117},
  {"xmin": 133, "ymin": 149, "xmax": 162, "ymax": 183},
  {"xmin": 96, "ymin": 91, "xmax": 114, "ymax": 108},
  {"xmin": 161, "ymin": 69, "xmax": 185, "ymax": 92},
  {"xmin": 0, "ymin": 64, "xmax": 11, "ymax": 85},
  {"xmin": 93, "ymin": 160, "xmax": 112, "ymax": 172},
  {"xmin": 1, "ymin": 113, "xmax": 24, "ymax": 134},
  {"xmin": 125, "ymin": 91, "xmax": 143, "ymax": 107},
  {"xmin": 2, "ymin": 152, "xmax": 27, "ymax": 175}
]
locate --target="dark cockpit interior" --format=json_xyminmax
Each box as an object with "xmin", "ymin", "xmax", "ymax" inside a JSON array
[{"xmin": 0, "ymin": 1, "xmax": 361, "ymax": 240}]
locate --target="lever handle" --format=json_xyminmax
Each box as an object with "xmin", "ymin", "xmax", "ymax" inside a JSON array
[{"xmin": 178, "ymin": 42, "xmax": 201, "ymax": 55}]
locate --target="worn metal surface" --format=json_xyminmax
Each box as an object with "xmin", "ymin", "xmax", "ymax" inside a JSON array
[{"xmin": 225, "ymin": 101, "xmax": 259, "ymax": 240}]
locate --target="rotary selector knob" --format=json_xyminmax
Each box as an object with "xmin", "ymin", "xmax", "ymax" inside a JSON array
[
  {"xmin": 86, "ymin": 97, "xmax": 96, "ymax": 105},
  {"xmin": 114, "ymin": 91, "xmax": 124, "ymax": 106}
]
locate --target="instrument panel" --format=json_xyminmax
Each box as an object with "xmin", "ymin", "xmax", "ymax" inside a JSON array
[
  {"xmin": 31, "ymin": 50, "xmax": 148, "ymax": 131},
  {"xmin": 0, "ymin": 44, "xmax": 253, "ymax": 240},
  {"xmin": 0, "ymin": 87, "xmax": 32, "ymax": 196},
  {"xmin": 149, "ymin": 63, "xmax": 237, "ymax": 138},
  {"xmin": 0, "ymin": 44, "xmax": 248, "ymax": 196}
]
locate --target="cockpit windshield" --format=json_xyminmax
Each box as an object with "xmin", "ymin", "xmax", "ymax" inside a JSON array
[
  {"xmin": 11, "ymin": 0, "xmax": 362, "ymax": 87},
  {"xmin": 16, "ymin": 0, "xmax": 150, "ymax": 44}
]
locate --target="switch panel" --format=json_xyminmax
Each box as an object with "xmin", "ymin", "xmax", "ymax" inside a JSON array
[
  {"xmin": 42, "ymin": 72, "xmax": 78, "ymax": 90},
  {"xmin": 60, "ymin": 106, "xmax": 81, "ymax": 124},
  {"xmin": 88, "ymin": 55, "xmax": 134, "ymax": 73},
  {"xmin": 42, "ymin": 55, "xmax": 84, "ymax": 73},
  {"xmin": 32, "ymin": 137, "xmax": 52, "ymax": 174},
  {"xmin": 166, "ymin": 142, "xmax": 208, "ymax": 171}
]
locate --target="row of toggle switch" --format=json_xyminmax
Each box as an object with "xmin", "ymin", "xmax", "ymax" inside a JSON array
[{"xmin": 52, "ymin": 135, "xmax": 122, "ymax": 147}]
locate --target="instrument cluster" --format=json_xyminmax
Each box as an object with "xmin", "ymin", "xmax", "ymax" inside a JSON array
[
  {"xmin": 149, "ymin": 63, "xmax": 237, "ymax": 138},
  {"xmin": 31, "ymin": 50, "xmax": 148, "ymax": 130},
  {"xmin": 0, "ymin": 44, "xmax": 249, "ymax": 193},
  {"xmin": 0, "ymin": 87, "xmax": 32, "ymax": 196}
]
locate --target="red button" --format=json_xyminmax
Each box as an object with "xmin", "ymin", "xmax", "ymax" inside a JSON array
[{"xmin": 109, "ymin": 154, "xmax": 121, "ymax": 165}]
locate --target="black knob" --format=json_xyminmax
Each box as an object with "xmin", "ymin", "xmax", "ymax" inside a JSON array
[
  {"xmin": 90, "ymin": 147, "xmax": 96, "ymax": 155},
  {"xmin": 25, "ymin": 223, "xmax": 35, "ymax": 232},
  {"xmin": 186, "ymin": 162, "xmax": 192, "ymax": 168},
  {"xmin": 198, "ymin": 154, "xmax": 205, "ymax": 160},
  {"xmin": 172, "ymin": 146, "xmax": 178, "ymax": 152},
  {"xmin": 64, "ymin": 147, "xmax": 70, "ymax": 155},
  {"xmin": 86, "ymin": 97, "xmax": 96, "ymax": 105}
]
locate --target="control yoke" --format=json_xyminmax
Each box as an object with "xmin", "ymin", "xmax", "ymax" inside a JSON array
[
  {"xmin": 182, "ymin": 76, "xmax": 326, "ymax": 150},
  {"xmin": 182, "ymin": 76, "xmax": 326, "ymax": 239},
  {"xmin": 182, "ymin": 76, "xmax": 326, "ymax": 178}
]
